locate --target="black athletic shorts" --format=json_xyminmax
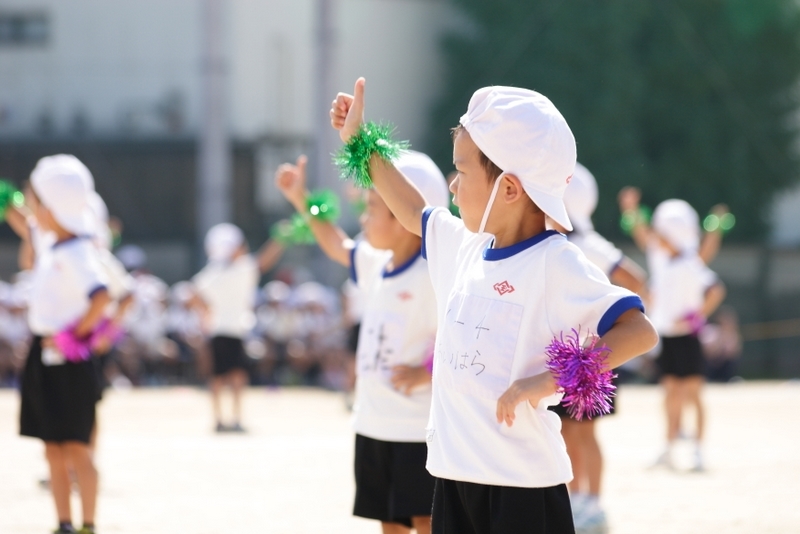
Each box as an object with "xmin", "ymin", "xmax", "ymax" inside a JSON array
[
  {"xmin": 19, "ymin": 336, "xmax": 98, "ymax": 444},
  {"xmin": 432, "ymin": 478, "xmax": 574, "ymax": 534},
  {"xmin": 657, "ymin": 334, "xmax": 705, "ymax": 378},
  {"xmin": 353, "ymin": 434, "xmax": 435, "ymax": 527},
  {"xmin": 211, "ymin": 336, "xmax": 248, "ymax": 376}
]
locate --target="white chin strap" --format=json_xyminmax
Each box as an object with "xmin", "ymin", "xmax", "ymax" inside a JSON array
[{"xmin": 478, "ymin": 173, "xmax": 505, "ymax": 234}]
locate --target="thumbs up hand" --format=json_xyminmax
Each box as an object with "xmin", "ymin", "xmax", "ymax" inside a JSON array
[{"xmin": 330, "ymin": 77, "xmax": 366, "ymax": 143}]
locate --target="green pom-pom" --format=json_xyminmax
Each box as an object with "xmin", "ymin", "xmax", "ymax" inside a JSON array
[
  {"xmin": 306, "ymin": 189, "xmax": 340, "ymax": 222},
  {"xmin": 333, "ymin": 121, "xmax": 409, "ymax": 188},
  {"xmin": 0, "ymin": 180, "xmax": 21, "ymax": 222},
  {"xmin": 703, "ymin": 212, "xmax": 735, "ymax": 234},
  {"xmin": 271, "ymin": 213, "xmax": 315, "ymax": 246},
  {"xmin": 620, "ymin": 206, "xmax": 651, "ymax": 235}
]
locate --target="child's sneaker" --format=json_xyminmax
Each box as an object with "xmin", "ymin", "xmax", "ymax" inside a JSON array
[
  {"xmin": 77, "ymin": 527, "xmax": 96, "ymax": 534},
  {"xmin": 650, "ymin": 447, "xmax": 674, "ymax": 470},
  {"xmin": 574, "ymin": 497, "xmax": 608, "ymax": 534},
  {"xmin": 53, "ymin": 524, "xmax": 75, "ymax": 534},
  {"xmin": 691, "ymin": 448, "xmax": 705, "ymax": 472},
  {"xmin": 569, "ymin": 493, "xmax": 588, "ymax": 521}
]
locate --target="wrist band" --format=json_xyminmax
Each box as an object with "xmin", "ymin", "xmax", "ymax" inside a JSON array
[
  {"xmin": 53, "ymin": 325, "xmax": 93, "ymax": 363},
  {"xmin": 619, "ymin": 206, "xmax": 651, "ymax": 236},
  {"xmin": 0, "ymin": 179, "xmax": 24, "ymax": 222},
  {"xmin": 703, "ymin": 212, "xmax": 735, "ymax": 234},
  {"xmin": 546, "ymin": 329, "xmax": 616, "ymax": 421},
  {"xmin": 306, "ymin": 189, "xmax": 340, "ymax": 222},
  {"xmin": 90, "ymin": 319, "xmax": 124, "ymax": 351},
  {"xmin": 271, "ymin": 213, "xmax": 316, "ymax": 246},
  {"xmin": 333, "ymin": 121, "xmax": 409, "ymax": 188}
]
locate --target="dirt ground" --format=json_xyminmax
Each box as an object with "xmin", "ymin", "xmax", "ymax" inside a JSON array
[{"xmin": 1, "ymin": 382, "xmax": 799, "ymax": 534}]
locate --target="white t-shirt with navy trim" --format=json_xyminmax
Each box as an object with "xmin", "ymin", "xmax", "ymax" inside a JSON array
[
  {"xmin": 647, "ymin": 244, "xmax": 717, "ymax": 337},
  {"xmin": 28, "ymin": 236, "xmax": 109, "ymax": 336},
  {"xmin": 568, "ymin": 230, "xmax": 624, "ymax": 277},
  {"xmin": 193, "ymin": 254, "xmax": 259, "ymax": 338},
  {"xmin": 349, "ymin": 240, "xmax": 437, "ymax": 442},
  {"xmin": 421, "ymin": 207, "xmax": 644, "ymax": 488}
]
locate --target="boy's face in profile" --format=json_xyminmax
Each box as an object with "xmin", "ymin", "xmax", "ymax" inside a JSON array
[
  {"xmin": 360, "ymin": 189, "xmax": 406, "ymax": 250},
  {"xmin": 450, "ymin": 129, "xmax": 495, "ymax": 233}
]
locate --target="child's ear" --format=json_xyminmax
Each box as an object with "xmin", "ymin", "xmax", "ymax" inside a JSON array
[{"xmin": 501, "ymin": 174, "xmax": 526, "ymax": 204}]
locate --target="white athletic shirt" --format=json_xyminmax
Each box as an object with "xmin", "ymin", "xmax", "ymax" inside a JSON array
[
  {"xmin": 647, "ymin": 243, "xmax": 717, "ymax": 337},
  {"xmin": 422, "ymin": 207, "xmax": 644, "ymax": 488},
  {"xmin": 97, "ymin": 248, "xmax": 135, "ymax": 301},
  {"xmin": 349, "ymin": 241, "xmax": 437, "ymax": 442},
  {"xmin": 28, "ymin": 236, "xmax": 108, "ymax": 336},
  {"xmin": 193, "ymin": 254, "xmax": 259, "ymax": 338},
  {"xmin": 568, "ymin": 230, "xmax": 624, "ymax": 277}
]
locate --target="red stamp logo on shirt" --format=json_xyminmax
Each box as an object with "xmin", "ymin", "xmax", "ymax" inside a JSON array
[
  {"xmin": 397, "ymin": 291, "xmax": 413, "ymax": 301},
  {"xmin": 493, "ymin": 281, "xmax": 515, "ymax": 296}
]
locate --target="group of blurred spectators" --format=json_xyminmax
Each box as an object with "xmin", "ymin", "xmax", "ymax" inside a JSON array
[{"xmin": 0, "ymin": 244, "xmax": 359, "ymax": 392}]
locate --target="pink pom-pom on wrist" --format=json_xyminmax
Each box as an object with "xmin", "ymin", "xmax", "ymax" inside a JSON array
[
  {"xmin": 683, "ymin": 311, "xmax": 706, "ymax": 336},
  {"xmin": 90, "ymin": 319, "xmax": 124, "ymax": 351},
  {"xmin": 52, "ymin": 326, "xmax": 93, "ymax": 363},
  {"xmin": 545, "ymin": 329, "xmax": 616, "ymax": 421}
]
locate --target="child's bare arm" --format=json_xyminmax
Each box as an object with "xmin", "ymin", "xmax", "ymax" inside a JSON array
[
  {"xmin": 275, "ymin": 156, "xmax": 353, "ymax": 267},
  {"xmin": 610, "ymin": 256, "xmax": 647, "ymax": 295},
  {"xmin": 618, "ymin": 187, "xmax": 652, "ymax": 252},
  {"xmin": 699, "ymin": 204, "xmax": 728, "ymax": 265},
  {"xmin": 331, "ymin": 78, "xmax": 426, "ymax": 237},
  {"xmin": 496, "ymin": 309, "xmax": 658, "ymax": 427},
  {"xmin": 702, "ymin": 282, "xmax": 726, "ymax": 319},
  {"xmin": 390, "ymin": 364, "xmax": 432, "ymax": 395},
  {"xmin": 74, "ymin": 289, "xmax": 112, "ymax": 338},
  {"xmin": 255, "ymin": 239, "xmax": 284, "ymax": 274},
  {"xmin": 5, "ymin": 207, "xmax": 30, "ymax": 241}
]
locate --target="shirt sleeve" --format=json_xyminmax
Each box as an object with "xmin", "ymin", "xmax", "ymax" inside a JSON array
[
  {"xmin": 67, "ymin": 242, "xmax": 110, "ymax": 299},
  {"xmin": 422, "ymin": 207, "xmax": 470, "ymax": 299},
  {"xmin": 100, "ymin": 250, "xmax": 135, "ymax": 300},
  {"xmin": 546, "ymin": 240, "xmax": 644, "ymax": 338},
  {"xmin": 350, "ymin": 240, "xmax": 391, "ymax": 291},
  {"xmin": 573, "ymin": 231, "xmax": 625, "ymax": 277}
]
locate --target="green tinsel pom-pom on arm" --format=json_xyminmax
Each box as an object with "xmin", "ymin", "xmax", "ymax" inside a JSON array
[
  {"xmin": 0, "ymin": 180, "xmax": 23, "ymax": 223},
  {"xmin": 270, "ymin": 213, "xmax": 316, "ymax": 246},
  {"xmin": 333, "ymin": 122, "xmax": 409, "ymax": 189},
  {"xmin": 306, "ymin": 189, "xmax": 341, "ymax": 222}
]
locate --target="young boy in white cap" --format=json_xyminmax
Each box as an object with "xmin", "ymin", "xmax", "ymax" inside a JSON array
[
  {"xmin": 618, "ymin": 190, "xmax": 726, "ymax": 471},
  {"xmin": 275, "ymin": 150, "xmax": 449, "ymax": 534},
  {"xmin": 330, "ymin": 79, "xmax": 659, "ymax": 533},
  {"xmin": 191, "ymin": 223, "xmax": 284, "ymax": 432},
  {"xmin": 17, "ymin": 155, "xmax": 110, "ymax": 534},
  {"xmin": 547, "ymin": 163, "xmax": 647, "ymax": 532}
]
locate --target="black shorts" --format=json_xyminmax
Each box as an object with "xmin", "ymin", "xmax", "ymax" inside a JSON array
[
  {"xmin": 657, "ymin": 334, "xmax": 705, "ymax": 378},
  {"xmin": 19, "ymin": 337, "xmax": 98, "ymax": 444},
  {"xmin": 347, "ymin": 323, "xmax": 361, "ymax": 354},
  {"xmin": 211, "ymin": 336, "xmax": 248, "ymax": 376},
  {"xmin": 550, "ymin": 375, "xmax": 618, "ymax": 420},
  {"xmin": 353, "ymin": 434, "xmax": 435, "ymax": 526},
  {"xmin": 432, "ymin": 478, "xmax": 574, "ymax": 534}
]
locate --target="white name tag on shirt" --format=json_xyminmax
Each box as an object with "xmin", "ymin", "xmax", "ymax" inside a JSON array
[
  {"xmin": 436, "ymin": 292, "xmax": 524, "ymax": 399},
  {"xmin": 356, "ymin": 311, "xmax": 408, "ymax": 379},
  {"xmin": 41, "ymin": 347, "xmax": 66, "ymax": 366}
]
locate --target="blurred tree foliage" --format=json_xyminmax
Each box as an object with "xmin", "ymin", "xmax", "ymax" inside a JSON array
[{"xmin": 427, "ymin": 0, "xmax": 800, "ymax": 240}]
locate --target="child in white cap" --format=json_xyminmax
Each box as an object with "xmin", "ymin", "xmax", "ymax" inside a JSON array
[
  {"xmin": 191, "ymin": 222, "xmax": 284, "ymax": 432},
  {"xmin": 618, "ymin": 190, "xmax": 727, "ymax": 471},
  {"xmin": 330, "ymin": 79, "xmax": 658, "ymax": 533},
  {"xmin": 547, "ymin": 163, "xmax": 647, "ymax": 531},
  {"xmin": 275, "ymin": 150, "xmax": 449, "ymax": 534},
  {"xmin": 17, "ymin": 155, "xmax": 110, "ymax": 534}
]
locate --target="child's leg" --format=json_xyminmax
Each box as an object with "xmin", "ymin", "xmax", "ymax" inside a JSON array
[
  {"xmin": 44, "ymin": 442, "xmax": 72, "ymax": 524},
  {"xmin": 560, "ymin": 419, "xmax": 583, "ymax": 494},
  {"xmin": 661, "ymin": 375, "xmax": 682, "ymax": 442},
  {"xmin": 574, "ymin": 420, "xmax": 602, "ymax": 497},
  {"xmin": 411, "ymin": 515, "xmax": 431, "ymax": 534},
  {"xmin": 684, "ymin": 376, "xmax": 705, "ymax": 441},
  {"xmin": 229, "ymin": 369, "xmax": 248, "ymax": 424},
  {"xmin": 210, "ymin": 376, "xmax": 223, "ymax": 424},
  {"xmin": 381, "ymin": 522, "xmax": 411, "ymax": 534},
  {"xmin": 89, "ymin": 422, "xmax": 98, "ymax": 459},
  {"xmin": 64, "ymin": 441, "xmax": 98, "ymax": 526}
]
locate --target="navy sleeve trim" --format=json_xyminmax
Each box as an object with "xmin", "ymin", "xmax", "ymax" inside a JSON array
[
  {"xmin": 348, "ymin": 243, "xmax": 359, "ymax": 284},
  {"xmin": 88, "ymin": 285, "xmax": 108, "ymax": 299},
  {"xmin": 421, "ymin": 207, "xmax": 436, "ymax": 260},
  {"xmin": 597, "ymin": 295, "xmax": 645, "ymax": 337}
]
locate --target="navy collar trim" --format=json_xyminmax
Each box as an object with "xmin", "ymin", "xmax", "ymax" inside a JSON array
[
  {"xmin": 383, "ymin": 249, "xmax": 422, "ymax": 278},
  {"xmin": 52, "ymin": 235, "xmax": 88, "ymax": 249},
  {"xmin": 483, "ymin": 230, "xmax": 561, "ymax": 261}
]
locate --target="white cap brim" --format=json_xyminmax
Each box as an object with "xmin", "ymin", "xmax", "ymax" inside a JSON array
[{"xmin": 522, "ymin": 184, "xmax": 573, "ymax": 232}]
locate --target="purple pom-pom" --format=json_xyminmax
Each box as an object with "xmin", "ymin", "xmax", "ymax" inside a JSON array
[
  {"xmin": 545, "ymin": 329, "xmax": 616, "ymax": 421},
  {"xmin": 52, "ymin": 326, "xmax": 92, "ymax": 363},
  {"xmin": 90, "ymin": 319, "xmax": 124, "ymax": 351}
]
